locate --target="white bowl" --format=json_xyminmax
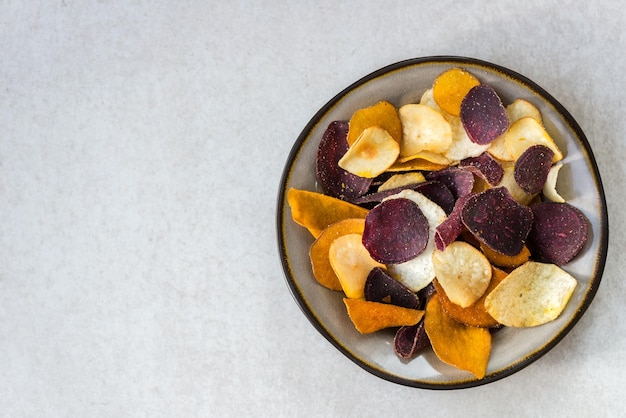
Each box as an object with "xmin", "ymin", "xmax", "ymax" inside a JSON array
[{"xmin": 276, "ymin": 56, "xmax": 608, "ymax": 389}]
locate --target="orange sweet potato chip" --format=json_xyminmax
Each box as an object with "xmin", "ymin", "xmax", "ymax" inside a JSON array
[
  {"xmin": 309, "ymin": 218, "xmax": 366, "ymax": 291},
  {"xmin": 480, "ymin": 242, "xmax": 530, "ymax": 269},
  {"xmin": 343, "ymin": 298, "xmax": 424, "ymax": 334},
  {"xmin": 424, "ymin": 294, "xmax": 492, "ymax": 379},
  {"xmin": 433, "ymin": 267, "xmax": 508, "ymax": 327},
  {"xmin": 346, "ymin": 101, "xmax": 402, "ymax": 146},
  {"xmin": 432, "ymin": 68, "xmax": 481, "ymax": 116},
  {"xmin": 287, "ymin": 188, "xmax": 369, "ymax": 238}
]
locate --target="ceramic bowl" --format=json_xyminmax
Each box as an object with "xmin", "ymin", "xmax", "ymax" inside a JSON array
[{"xmin": 276, "ymin": 56, "xmax": 608, "ymax": 389}]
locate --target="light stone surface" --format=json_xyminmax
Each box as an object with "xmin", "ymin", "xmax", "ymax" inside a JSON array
[{"xmin": 0, "ymin": 1, "xmax": 624, "ymax": 416}]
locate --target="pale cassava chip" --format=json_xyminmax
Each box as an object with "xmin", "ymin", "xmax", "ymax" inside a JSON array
[
  {"xmin": 343, "ymin": 298, "xmax": 424, "ymax": 334},
  {"xmin": 432, "ymin": 241, "xmax": 492, "ymax": 308},
  {"xmin": 444, "ymin": 115, "xmax": 491, "ymax": 162},
  {"xmin": 527, "ymin": 202, "xmax": 589, "ymax": 266},
  {"xmin": 460, "ymin": 84, "xmax": 509, "ymax": 145},
  {"xmin": 432, "ymin": 68, "xmax": 481, "ymax": 116},
  {"xmin": 542, "ymin": 163, "xmax": 566, "ymax": 203},
  {"xmin": 378, "ymin": 172, "xmax": 425, "ymax": 192},
  {"xmin": 329, "ymin": 233, "xmax": 385, "ymax": 300},
  {"xmin": 316, "ymin": 121, "xmax": 373, "ymax": 200},
  {"xmin": 461, "ymin": 187, "xmax": 534, "ymax": 256},
  {"xmin": 424, "ymin": 294, "xmax": 491, "ymax": 379},
  {"xmin": 484, "ymin": 261, "xmax": 578, "ymax": 327},
  {"xmin": 338, "ymin": 126, "xmax": 400, "ymax": 178},
  {"xmin": 385, "ymin": 190, "xmax": 447, "ymax": 292},
  {"xmin": 287, "ymin": 188, "xmax": 368, "ymax": 238},
  {"xmin": 398, "ymin": 104, "xmax": 452, "ymax": 157},
  {"xmin": 399, "ymin": 150, "xmax": 452, "ymax": 166},
  {"xmin": 362, "ymin": 197, "xmax": 430, "ymax": 264},
  {"xmin": 347, "ymin": 101, "xmax": 402, "ymax": 146},
  {"xmin": 364, "ymin": 267, "xmax": 420, "ymax": 309},
  {"xmin": 394, "ymin": 321, "xmax": 430, "ymax": 359},
  {"xmin": 433, "ymin": 266, "xmax": 507, "ymax": 328},
  {"xmin": 506, "ymin": 98, "xmax": 543, "ymax": 125},
  {"xmin": 504, "ymin": 117, "xmax": 563, "ymax": 162},
  {"xmin": 514, "ymin": 144, "xmax": 554, "ymax": 194},
  {"xmin": 309, "ymin": 218, "xmax": 365, "ymax": 291}
]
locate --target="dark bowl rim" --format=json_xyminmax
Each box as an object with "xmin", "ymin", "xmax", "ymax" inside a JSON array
[{"xmin": 276, "ymin": 55, "xmax": 609, "ymax": 389}]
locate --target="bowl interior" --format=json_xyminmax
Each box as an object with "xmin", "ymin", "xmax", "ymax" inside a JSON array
[{"xmin": 277, "ymin": 57, "xmax": 608, "ymax": 389}]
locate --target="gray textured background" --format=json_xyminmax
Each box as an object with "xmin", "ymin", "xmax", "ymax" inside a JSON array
[{"xmin": 0, "ymin": 1, "xmax": 623, "ymax": 416}]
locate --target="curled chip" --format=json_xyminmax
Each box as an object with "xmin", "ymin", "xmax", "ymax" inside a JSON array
[
  {"xmin": 347, "ymin": 101, "xmax": 402, "ymax": 146},
  {"xmin": 527, "ymin": 202, "xmax": 589, "ymax": 266},
  {"xmin": 434, "ymin": 194, "xmax": 472, "ymax": 251},
  {"xmin": 287, "ymin": 188, "xmax": 368, "ymax": 238},
  {"xmin": 432, "ymin": 68, "xmax": 481, "ymax": 116},
  {"xmin": 338, "ymin": 126, "xmax": 400, "ymax": 178},
  {"xmin": 433, "ymin": 266, "xmax": 507, "ymax": 328},
  {"xmin": 542, "ymin": 163, "xmax": 566, "ymax": 203},
  {"xmin": 432, "ymin": 241, "xmax": 492, "ymax": 308},
  {"xmin": 504, "ymin": 116, "xmax": 563, "ymax": 162},
  {"xmin": 329, "ymin": 233, "xmax": 385, "ymax": 300},
  {"xmin": 343, "ymin": 298, "xmax": 424, "ymax": 334},
  {"xmin": 362, "ymin": 198, "xmax": 429, "ymax": 264},
  {"xmin": 462, "ymin": 187, "xmax": 534, "ymax": 256},
  {"xmin": 514, "ymin": 144, "xmax": 555, "ymax": 194},
  {"xmin": 460, "ymin": 84, "xmax": 509, "ymax": 145},
  {"xmin": 484, "ymin": 261, "xmax": 578, "ymax": 327},
  {"xmin": 352, "ymin": 180, "xmax": 454, "ymax": 214},
  {"xmin": 394, "ymin": 321, "xmax": 430, "ymax": 359},
  {"xmin": 364, "ymin": 267, "xmax": 420, "ymax": 309},
  {"xmin": 426, "ymin": 167, "xmax": 475, "ymax": 200},
  {"xmin": 316, "ymin": 121, "xmax": 373, "ymax": 200},
  {"xmin": 378, "ymin": 172, "xmax": 425, "ymax": 192},
  {"xmin": 398, "ymin": 104, "xmax": 452, "ymax": 157},
  {"xmin": 459, "ymin": 151, "xmax": 504, "ymax": 186},
  {"xmin": 385, "ymin": 190, "xmax": 447, "ymax": 292},
  {"xmin": 387, "ymin": 158, "xmax": 448, "ymax": 172},
  {"xmin": 309, "ymin": 218, "xmax": 365, "ymax": 291},
  {"xmin": 424, "ymin": 294, "xmax": 492, "ymax": 379}
]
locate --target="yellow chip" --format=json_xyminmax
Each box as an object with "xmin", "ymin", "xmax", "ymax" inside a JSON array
[
  {"xmin": 387, "ymin": 159, "xmax": 448, "ymax": 172},
  {"xmin": 484, "ymin": 261, "xmax": 578, "ymax": 327},
  {"xmin": 344, "ymin": 298, "xmax": 424, "ymax": 334},
  {"xmin": 424, "ymin": 294, "xmax": 492, "ymax": 379},
  {"xmin": 309, "ymin": 218, "xmax": 366, "ymax": 291},
  {"xmin": 377, "ymin": 172, "xmax": 426, "ymax": 192},
  {"xmin": 432, "ymin": 68, "xmax": 481, "ymax": 116},
  {"xmin": 504, "ymin": 117, "xmax": 563, "ymax": 163},
  {"xmin": 431, "ymin": 241, "xmax": 492, "ymax": 308},
  {"xmin": 480, "ymin": 242, "xmax": 530, "ymax": 269},
  {"xmin": 338, "ymin": 126, "xmax": 400, "ymax": 178},
  {"xmin": 287, "ymin": 188, "xmax": 368, "ymax": 238},
  {"xmin": 398, "ymin": 104, "xmax": 452, "ymax": 157},
  {"xmin": 329, "ymin": 233, "xmax": 385, "ymax": 300},
  {"xmin": 434, "ymin": 267, "xmax": 508, "ymax": 328},
  {"xmin": 347, "ymin": 101, "xmax": 402, "ymax": 146}
]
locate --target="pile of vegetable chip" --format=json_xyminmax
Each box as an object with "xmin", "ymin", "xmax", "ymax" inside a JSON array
[{"xmin": 287, "ymin": 68, "xmax": 589, "ymax": 379}]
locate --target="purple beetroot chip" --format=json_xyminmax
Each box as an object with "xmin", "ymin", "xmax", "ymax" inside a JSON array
[
  {"xmin": 459, "ymin": 151, "xmax": 504, "ymax": 186},
  {"xmin": 352, "ymin": 181, "xmax": 455, "ymax": 214},
  {"xmin": 316, "ymin": 121, "xmax": 372, "ymax": 200},
  {"xmin": 514, "ymin": 144, "xmax": 555, "ymax": 194},
  {"xmin": 461, "ymin": 187, "xmax": 534, "ymax": 256},
  {"xmin": 425, "ymin": 167, "xmax": 475, "ymax": 200},
  {"xmin": 364, "ymin": 267, "xmax": 420, "ymax": 309},
  {"xmin": 527, "ymin": 202, "xmax": 589, "ymax": 265},
  {"xmin": 434, "ymin": 193, "xmax": 473, "ymax": 251},
  {"xmin": 362, "ymin": 197, "xmax": 430, "ymax": 264},
  {"xmin": 394, "ymin": 321, "xmax": 430, "ymax": 359},
  {"xmin": 460, "ymin": 84, "xmax": 509, "ymax": 145}
]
